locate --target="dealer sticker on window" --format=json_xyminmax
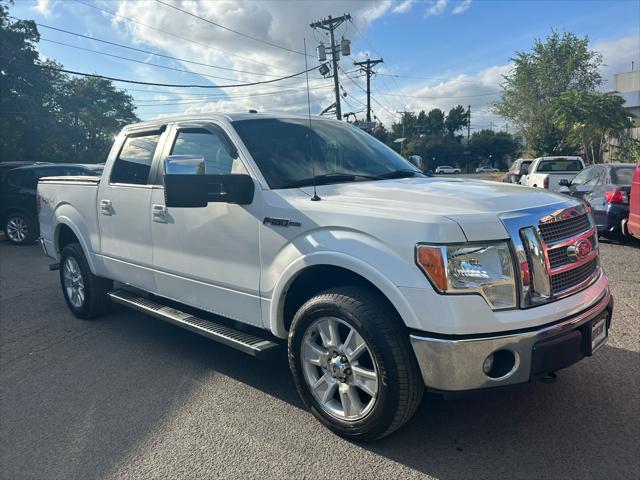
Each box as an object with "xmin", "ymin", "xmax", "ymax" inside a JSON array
[{"xmin": 591, "ymin": 316, "xmax": 608, "ymax": 353}]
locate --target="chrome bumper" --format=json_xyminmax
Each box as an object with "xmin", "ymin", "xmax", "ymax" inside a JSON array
[{"xmin": 410, "ymin": 287, "xmax": 612, "ymax": 391}]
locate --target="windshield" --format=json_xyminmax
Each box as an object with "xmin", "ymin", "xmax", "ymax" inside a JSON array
[
  {"xmin": 232, "ymin": 118, "xmax": 419, "ymax": 189},
  {"xmin": 537, "ymin": 159, "xmax": 583, "ymax": 172}
]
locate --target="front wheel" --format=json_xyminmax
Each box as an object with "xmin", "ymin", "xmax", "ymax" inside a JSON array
[
  {"xmin": 288, "ymin": 286, "xmax": 424, "ymax": 441},
  {"xmin": 60, "ymin": 243, "xmax": 112, "ymax": 319}
]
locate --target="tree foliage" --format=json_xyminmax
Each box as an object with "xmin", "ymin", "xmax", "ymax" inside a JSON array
[
  {"xmin": 551, "ymin": 90, "xmax": 632, "ymax": 164},
  {"xmin": 495, "ymin": 30, "xmax": 603, "ymax": 156},
  {"xmin": 0, "ymin": 1, "xmax": 139, "ymax": 164}
]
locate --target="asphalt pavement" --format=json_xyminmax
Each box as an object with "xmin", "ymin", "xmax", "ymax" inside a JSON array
[{"xmin": 0, "ymin": 239, "xmax": 638, "ymax": 479}]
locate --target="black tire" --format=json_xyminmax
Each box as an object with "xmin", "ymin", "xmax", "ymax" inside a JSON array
[
  {"xmin": 288, "ymin": 286, "xmax": 424, "ymax": 442},
  {"xmin": 59, "ymin": 243, "xmax": 112, "ymax": 319},
  {"xmin": 4, "ymin": 212, "xmax": 38, "ymax": 245}
]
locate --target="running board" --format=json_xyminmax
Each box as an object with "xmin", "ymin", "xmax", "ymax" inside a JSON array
[{"xmin": 108, "ymin": 289, "xmax": 279, "ymax": 358}]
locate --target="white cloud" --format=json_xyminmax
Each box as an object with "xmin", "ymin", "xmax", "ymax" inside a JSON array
[
  {"xmin": 31, "ymin": 0, "xmax": 53, "ymax": 16},
  {"xmin": 452, "ymin": 0, "xmax": 472, "ymax": 15},
  {"xmin": 592, "ymin": 36, "xmax": 640, "ymax": 89},
  {"xmin": 392, "ymin": 0, "xmax": 415, "ymax": 14},
  {"xmin": 426, "ymin": 0, "xmax": 449, "ymax": 17},
  {"xmin": 112, "ymin": 0, "xmax": 398, "ymax": 122}
]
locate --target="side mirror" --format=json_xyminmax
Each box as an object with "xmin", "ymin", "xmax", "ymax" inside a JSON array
[
  {"xmin": 559, "ymin": 179, "xmax": 570, "ymax": 187},
  {"xmin": 163, "ymin": 156, "xmax": 255, "ymax": 208}
]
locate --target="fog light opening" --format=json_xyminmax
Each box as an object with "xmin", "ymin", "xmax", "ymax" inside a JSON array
[{"xmin": 484, "ymin": 350, "xmax": 516, "ymax": 379}]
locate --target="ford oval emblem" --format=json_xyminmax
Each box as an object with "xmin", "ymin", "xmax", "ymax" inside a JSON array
[{"xmin": 567, "ymin": 239, "xmax": 592, "ymax": 262}]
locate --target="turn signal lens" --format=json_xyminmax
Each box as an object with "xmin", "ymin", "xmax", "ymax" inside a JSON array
[{"xmin": 416, "ymin": 246, "xmax": 447, "ymax": 291}]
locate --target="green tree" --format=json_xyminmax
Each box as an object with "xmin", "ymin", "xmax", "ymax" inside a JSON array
[
  {"xmin": 0, "ymin": 0, "xmax": 138, "ymax": 164},
  {"xmin": 469, "ymin": 129, "xmax": 519, "ymax": 169},
  {"xmin": 494, "ymin": 30, "xmax": 603, "ymax": 156},
  {"xmin": 424, "ymin": 108, "xmax": 445, "ymax": 136},
  {"xmin": 445, "ymin": 105, "xmax": 468, "ymax": 138},
  {"xmin": 552, "ymin": 90, "xmax": 632, "ymax": 164}
]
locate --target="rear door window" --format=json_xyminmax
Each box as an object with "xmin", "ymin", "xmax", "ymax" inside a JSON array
[
  {"xmin": 611, "ymin": 167, "xmax": 634, "ymax": 185},
  {"xmin": 110, "ymin": 133, "xmax": 161, "ymax": 185}
]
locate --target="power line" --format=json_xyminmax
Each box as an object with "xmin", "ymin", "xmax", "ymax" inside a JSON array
[
  {"xmin": 155, "ymin": 0, "xmax": 312, "ymax": 57},
  {"xmin": 373, "ymin": 90, "xmax": 501, "ymax": 100},
  {"xmin": 39, "ymin": 38, "xmax": 269, "ymax": 83},
  {"xmin": 36, "ymin": 64, "xmax": 319, "ymax": 89},
  {"xmin": 29, "ymin": 20, "xmax": 284, "ymax": 78},
  {"xmin": 73, "ymin": 0, "xmax": 279, "ymax": 70},
  {"xmin": 339, "ymin": 65, "xmax": 396, "ymax": 118}
]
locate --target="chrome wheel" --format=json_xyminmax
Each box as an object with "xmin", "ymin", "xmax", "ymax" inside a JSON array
[
  {"xmin": 63, "ymin": 257, "xmax": 85, "ymax": 308},
  {"xmin": 6, "ymin": 216, "xmax": 28, "ymax": 243},
  {"xmin": 301, "ymin": 316, "xmax": 379, "ymax": 421}
]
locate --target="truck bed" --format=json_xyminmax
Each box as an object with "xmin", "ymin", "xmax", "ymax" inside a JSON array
[{"xmin": 38, "ymin": 176, "xmax": 101, "ymax": 260}]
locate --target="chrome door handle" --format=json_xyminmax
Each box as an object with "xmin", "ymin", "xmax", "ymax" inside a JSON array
[
  {"xmin": 152, "ymin": 204, "xmax": 167, "ymax": 223},
  {"xmin": 100, "ymin": 199, "xmax": 112, "ymax": 215}
]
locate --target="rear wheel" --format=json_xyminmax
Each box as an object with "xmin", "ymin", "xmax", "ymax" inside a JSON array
[
  {"xmin": 288, "ymin": 286, "xmax": 424, "ymax": 441},
  {"xmin": 4, "ymin": 212, "xmax": 37, "ymax": 245},
  {"xmin": 60, "ymin": 243, "xmax": 112, "ymax": 319}
]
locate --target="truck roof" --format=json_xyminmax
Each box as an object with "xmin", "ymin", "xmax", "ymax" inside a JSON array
[{"xmin": 124, "ymin": 112, "xmax": 341, "ymax": 131}]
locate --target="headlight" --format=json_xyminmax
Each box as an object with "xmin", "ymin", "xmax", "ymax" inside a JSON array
[{"xmin": 416, "ymin": 242, "xmax": 516, "ymax": 310}]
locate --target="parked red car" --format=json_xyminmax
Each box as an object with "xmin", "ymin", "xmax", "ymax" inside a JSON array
[{"xmin": 626, "ymin": 162, "xmax": 640, "ymax": 239}]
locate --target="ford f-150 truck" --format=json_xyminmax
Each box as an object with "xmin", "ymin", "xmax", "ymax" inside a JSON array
[
  {"xmin": 520, "ymin": 156, "xmax": 585, "ymax": 191},
  {"xmin": 38, "ymin": 114, "xmax": 612, "ymax": 441}
]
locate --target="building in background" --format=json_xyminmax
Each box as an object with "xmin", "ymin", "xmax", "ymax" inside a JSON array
[{"xmin": 613, "ymin": 70, "xmax": 640, "ymax": 119}]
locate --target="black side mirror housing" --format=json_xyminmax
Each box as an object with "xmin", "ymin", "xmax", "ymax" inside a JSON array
[
  {"xmin": 165, "ymin": 174, "xmax": 255, "ymax": 208},
  {"xmin": 559, "ymin": 179, "xmax": 570, "ymax": 187}
]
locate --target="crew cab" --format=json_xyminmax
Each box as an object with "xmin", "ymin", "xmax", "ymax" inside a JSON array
[
  {"xmin": 38, "ymin": 114, "xmax": 613, "ymax": 441},
  {"xmin": 520, "ymin": 156, "xmax": 584, "ymax": 191}
]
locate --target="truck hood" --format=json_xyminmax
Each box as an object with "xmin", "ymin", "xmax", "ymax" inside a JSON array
[{"xmin": 300, "ymin": 177, "xmax": 580, "ymax": 241}]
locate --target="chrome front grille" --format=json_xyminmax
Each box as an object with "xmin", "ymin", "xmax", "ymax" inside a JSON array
[
  {"xmin": 538, "ymin": 213, "xmax": 591, "ymax": 244},
  {"xmin": 538, "ymin": 210, "xmax": 599, "ymax": 298},
  {"xmin": 550, "ymin": 258, "xmax": 599, "ymax": 293},
  {"xmin": 501, "ymin": 202, "xmax": 601, "ymax": 308}
]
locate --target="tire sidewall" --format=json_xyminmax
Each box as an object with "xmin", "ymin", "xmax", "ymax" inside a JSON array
[{"xmin": 289, "ymin": 295, "xmax": 403, "ymax": 440}]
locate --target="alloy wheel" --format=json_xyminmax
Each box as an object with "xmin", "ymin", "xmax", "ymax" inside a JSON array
[
  {"xmin": 6, "ymin": 216, "xmax": 28, "ymax": 243},
  {"xmin": 301, "ymin": 316, "xmax": 379, "ymax": 421},
  {"xmin": 63, "ymin": 256, "xmax": 85, "ymax": 308}
]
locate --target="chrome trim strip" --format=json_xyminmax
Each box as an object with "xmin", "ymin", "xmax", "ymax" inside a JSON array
[{"xmin": 410, "ymin": 286, "xmax": 611, "ymax": 391}]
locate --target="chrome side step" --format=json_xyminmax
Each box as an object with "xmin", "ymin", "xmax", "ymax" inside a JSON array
[{"xmin": 108, "ymin": 289, "xmax": 279, "ymax": 358}]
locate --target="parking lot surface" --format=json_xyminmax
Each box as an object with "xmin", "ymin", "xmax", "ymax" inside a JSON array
[{"xmin": 1, "ymin": 239, "xmax": 638, "ymax": 479}]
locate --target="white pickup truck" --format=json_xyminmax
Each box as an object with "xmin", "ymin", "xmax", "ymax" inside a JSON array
[
  {"xmin": 520, "ymin": 156, "xmax": 585, "ymax": 191},
  {"xmin": 38, "ymin": 114, "xmax": 612, "ymax": 441}
]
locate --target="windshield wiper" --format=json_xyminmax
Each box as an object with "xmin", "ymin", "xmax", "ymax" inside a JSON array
[
  {"xmin": 284, "ymin": 173, "xmax": 377, "ymax": 189},
  {"xmin": 375, "ymin": 169, "xmax": 423, "ymax": 179}
]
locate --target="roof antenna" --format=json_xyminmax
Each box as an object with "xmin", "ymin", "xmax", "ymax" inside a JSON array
[{"xmin": 304, "ymin": 38, "xmax": 321, "ymax": 201}]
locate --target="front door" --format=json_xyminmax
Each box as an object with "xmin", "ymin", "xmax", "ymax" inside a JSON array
[
  {"xmin": 98, "ymin": 129, "xmax": 166, "ymax": 291},
  {"xmin": 150, "ymin": 122, "xmax": 263, "ymax": 327}
]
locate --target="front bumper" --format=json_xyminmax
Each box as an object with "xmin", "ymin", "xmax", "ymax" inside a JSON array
[{"xmin": 410, "ymin": 287, "xmax": 613, "ymax": 391}]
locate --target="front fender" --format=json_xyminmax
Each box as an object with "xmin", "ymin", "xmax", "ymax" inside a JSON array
[{"xmin": 264, "ymin": 228, "xmax": 428, "ymax": 338}]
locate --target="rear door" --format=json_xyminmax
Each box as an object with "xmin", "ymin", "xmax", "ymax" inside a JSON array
[
  {"xmin": 149, "ymin": 121, "xmax": 263, "ymax": 327},
  {"xmin": 97, "ymin": 128, "xmax": 168, "ymax": 291}
]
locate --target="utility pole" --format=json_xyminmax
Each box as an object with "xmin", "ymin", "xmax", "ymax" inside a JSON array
[
  {"xmin": 310, "ymin": 13, "xmax": 351, "ymax": 120},
  {"xmin": 354, "ymin": 57, "xmax": 383, "ymax": 122},
  {"xmin": 396, "ymin": 110, "xmax": 410, "ymax": 157},
  {"xmin": 466, "ymin": 105, "xmax": 471, "ymax": 143}
]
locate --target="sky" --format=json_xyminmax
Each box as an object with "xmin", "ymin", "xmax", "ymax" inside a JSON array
[{"xmin": 10, "ymin": 0, "xmax": 640, "ymax": 131}]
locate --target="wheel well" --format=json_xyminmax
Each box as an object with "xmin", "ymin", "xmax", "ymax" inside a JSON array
[
  {"xmin": 57, "ymin": 224, "xmax": 79, "ymax": 253},
  {"xmin": 282, "ymin": 265, "xmax": 398, "ymax": 332}
]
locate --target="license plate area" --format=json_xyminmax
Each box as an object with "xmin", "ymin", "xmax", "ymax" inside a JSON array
[{"xmin": 589, "ymin": 314, "xmax": 608, "ymax": 354}]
